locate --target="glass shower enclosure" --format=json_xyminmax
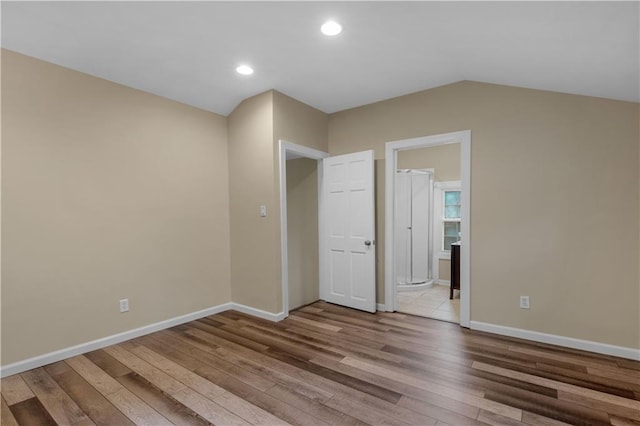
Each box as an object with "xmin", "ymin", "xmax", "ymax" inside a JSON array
[{"xmin": 394, "ymin": 169, "xmax": 434, "ymax": 288}]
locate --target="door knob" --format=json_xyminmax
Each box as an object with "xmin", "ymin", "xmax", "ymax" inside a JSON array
[{"xmin": 364, "ymin": 240, "xmax": 372, "ymax": 246}]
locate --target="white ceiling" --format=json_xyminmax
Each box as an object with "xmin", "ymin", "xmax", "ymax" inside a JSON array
[{"xmin": 2, "ymin": 2, "xmax": 638, "ymax": 116}]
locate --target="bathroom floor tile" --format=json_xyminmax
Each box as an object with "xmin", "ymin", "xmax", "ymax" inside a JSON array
[
  {"xmin": 396, "ymin": 284, "xmax": 460, "ymax": 323},
  {"xmin": 430, "ymin": 309, "xmax": 460, "ymax": 323},
  {"xmin": 435, "ymin": 299, "xmax": 459, "ymax": 312},
  {"xmin": 410, "ymin": 298, "xmax": 445, "ymax": 309}
]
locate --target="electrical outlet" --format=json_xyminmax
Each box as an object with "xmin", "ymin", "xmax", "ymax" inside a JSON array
[
  {"xmin": 119, "ymin": 298, "xmax": 129, "ymax": 313},
  {"xmin": 519, "ymin": 296, "xmax": 530, "ymax": 309},
  {"xmin": 260, "ymin": 205, "xmax": 267, "ymax": 217}
]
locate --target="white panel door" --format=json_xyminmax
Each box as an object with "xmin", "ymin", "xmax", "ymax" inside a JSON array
[{"xmin": 320, "ymin": 150, "xmax": 376, "ymax": 313}]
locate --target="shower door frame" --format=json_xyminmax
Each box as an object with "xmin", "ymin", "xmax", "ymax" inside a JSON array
[
  {"xmin": 384, "ymin": 130, "xmax": 471, "ymax": 327},
  {"xmin": 395, "ymin": 169, "xmax": 434, "ymax": 286}
]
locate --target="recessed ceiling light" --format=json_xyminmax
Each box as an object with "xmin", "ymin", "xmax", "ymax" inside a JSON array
[
  {"xmin": 236, "ymin": 65, "xmax": 254, "ymax": 75},
  {"xmin": 321, "ymin": 20, "xmax": 342, "ymax": 36}
]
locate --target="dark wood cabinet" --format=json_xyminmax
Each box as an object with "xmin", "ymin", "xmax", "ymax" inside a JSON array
[{"xmin": 450, "ymin": 242, "xmax": 460, "ymax": 299}]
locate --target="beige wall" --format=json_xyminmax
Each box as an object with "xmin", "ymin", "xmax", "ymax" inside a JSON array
[
  {"xmin": 374, "ymin": 160, "xmax": 386, "ymax": 302},
  {"xmin": 397, "ymin": 143, "xmax": 461, "ymax": 182},
  {"xmin": 286, "ymin": 158, "xmax": 319, "ymax": 310},
  {"xmin": 228, "ymin": 90, "xmax": 327, "ymax": 314},
  {"xmin": 329, "ymin": 81, "xmax": 640, "ymax": 349},
  {"xmin": 227, "ymin": 91, "xmax": 280, "ymax": 313},
  {"xmin": 273, "ymin": 91, "xmax": 328, "ymax": 153},
  {"xmin": 1, "ymin": 50, "xmax": 232, "ymax": 364},
  {"xmin": 398, "ymin": 143, "xmax": 461, "ymax": 282},
  {"xmin": 275, "ymin": 91, "xmax": 327, "ymax": 312}
]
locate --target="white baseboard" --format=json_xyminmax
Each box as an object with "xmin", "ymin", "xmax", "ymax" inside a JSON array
[
  {"xmin": 1, "ymin": 301, "xmax": 290, "ymax": 378},
  {"xmin": 435, "ymin": 279, "xmax": 451, "ymax": 287},
  {"xmin": 470, "ymin": 321, "xmax": 640, "ymax": 361},
  {"xmin": 229, "ymin": 303, "xmax": 286, "ymax": 321},
  {"xmin": 376, "ymin": 303, "xmax": 386, "ymax": 311}
]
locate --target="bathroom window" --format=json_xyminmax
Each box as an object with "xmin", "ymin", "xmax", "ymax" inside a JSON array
[{"xmin": 443, "ymin": 190, "xmax": 461, "ymax": 251}]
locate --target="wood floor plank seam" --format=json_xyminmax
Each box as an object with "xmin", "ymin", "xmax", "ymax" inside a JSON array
[
  {"xmin": 65, "ymin": 355, "xmax": 174, "ymax": 425},
  {"xmin": 340, "ymin": 356, "xmax": 523, "ymax": 421},
  {"xmin": 115, "ymin": 372, "xmax": 212, "ymax": 425},
  {"xmin": 20, "ymin": 368, "xmax": 95, "ymax": 426},
  {"xmin": 182, "ymin": 322, "xmax": 436, "ymax": 422},
  {"xmin": 158, "ymin": 329, "xmax": 278, "ymax": 392},
  {"xmin": 241, "ymin": 319, "xmax": 407, "ymax": 368},
  {"xmin": 1, "ymin": 374, "xmax": 35, "ymax": 406},
  {"xmin": 125, "ymin": 342, "xmax": 293, "ymax": 425},
  {"xmin": 472, "ymin": 361, "xmax": 640, "ymax": 412},
  {"xmin": 106, "ymin": 343, "xmax": 257, "ymax": 426},
  {"xmin": 139, "ymin": 330, "xmax": 331, "ymax": 425},
  {"xmin": 1, "ymin": 396, "xmax": 19, "ymax": 426},
  {"xmin": 44, "ymin": 360, "xmax": 137, "ymax": 426}
]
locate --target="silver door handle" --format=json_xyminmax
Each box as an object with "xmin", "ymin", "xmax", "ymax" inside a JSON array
[{"xmin": 364, "ymin": 240, "xmax": 372, "ymax": 246}]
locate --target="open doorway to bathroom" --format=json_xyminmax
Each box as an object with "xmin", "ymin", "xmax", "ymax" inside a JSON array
[{"xmin": 394, "ymin": 144, "xmax": 461, "ymax": 323}]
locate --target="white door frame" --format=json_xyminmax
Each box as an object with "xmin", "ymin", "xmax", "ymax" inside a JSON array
[
  {"xmin": 278, "ymin": 140, "xmax": 329, "ymax": 318},
  {"xmin": 384, "ymin": 130, "xmax": 471, "ymax": 327}
]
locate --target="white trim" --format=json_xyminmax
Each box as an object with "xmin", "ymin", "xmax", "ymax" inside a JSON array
[
  {"xmin": 278, "ymin": 140, "xmax": 329, "ymax": 318},
  {"xmin": 432, "ymin": 181, "xmax": 460, "ymax": 281},
  {"xmin": 318, "ymin": 159, "xmax": 327, "ymax": 302},
  {"xmin": 436, "ymin": 279, "xmax": 451, "ymax": 287},
  {"xmin": 376, "ymin": 303, "xmax": 386, "ymax": 311},
  {"xmin": 385, "ymin": 130, "xmax": 471, "ymax": 327},
  {"xmin": 460, "ymin": 131, "xmax": 471, "ymax": 327},
  {"xmin": 470, "ymin": 321, "xmax": 640, "ymax": 361},
  {"xmin": 434, "ymin": 180, "xmax": 463, "ymax": 190},
  {"xmin": 0, "ymin": 303, "xmax": 233, "ymax": 378},
  {"xmin": 229, "ymin": 303, "xmax": 287, "ymax": 322},
  {"xmin": 434, "ymin": 181, "xmax": 462, "ymax": 253}
]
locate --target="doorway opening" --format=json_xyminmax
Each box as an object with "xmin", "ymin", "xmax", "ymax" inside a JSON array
[
  {"xmin": 278, "ymin": 141, "xmax": 328, "ymax": 318},
  {"xmin": 279, "ymin": 142, "xmax": 377, "ymax": 318},
  {"xmin": 385, "ymin": 130, "xmax": 471, "ymax": 327}
]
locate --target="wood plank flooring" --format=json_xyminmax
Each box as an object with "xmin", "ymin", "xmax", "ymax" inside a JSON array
[{"xmin": 2, "ymin": 301, "xmax": 639, "ymax": 425}]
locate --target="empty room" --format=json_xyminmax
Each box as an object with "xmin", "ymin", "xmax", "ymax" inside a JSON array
[{"xmin": 1, "ymin": 2, "xmax": 639, "ymax": 425}]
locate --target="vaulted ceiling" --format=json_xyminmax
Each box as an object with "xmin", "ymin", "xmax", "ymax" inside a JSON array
[{"xmin": 2, "ymin": 1, "xmax": 638, "ymax": 115}]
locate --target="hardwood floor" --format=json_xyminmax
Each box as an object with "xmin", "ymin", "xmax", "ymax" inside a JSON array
[{"xmin": 2, "ymin": 301, "xmax": 639, "ymax": 425}]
